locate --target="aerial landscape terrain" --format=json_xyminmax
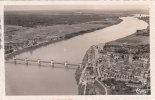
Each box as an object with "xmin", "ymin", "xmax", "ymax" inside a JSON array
[{"xmin": 4, "ymin": 5, "xmax": 150, "ymax": 95}]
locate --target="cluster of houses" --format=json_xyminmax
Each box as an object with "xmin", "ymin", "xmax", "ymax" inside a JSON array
[
  {"xmin": 81, "ymin": 44, "xmax": 150, "ymax": 86},
  {"xmin": 5, "ymin": 39, "xmax": 38, "ymax": 54},
  {"xmin": 100, "ymin": 69, "xmax": 149, "ymax": 87},
  {"xmin": 80, "ymin": 40, "xmax": 150, "ymax": 94},
  {"xmin": 5, "ymin": 25, "xmax": 63, "ymax": 54},
  {"xmin": 97, "ymin": 49, "xmax": 150, "ymax": 88},
  {"xmin": 5, "ymin": 35, "xmax": 61, "ymax": 54},
  {"xmin": 90, "ymin": 42, "xmax": 149, "ymax": 88}
]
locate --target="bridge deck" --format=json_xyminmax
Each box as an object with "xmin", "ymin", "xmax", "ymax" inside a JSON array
[{"xmin": 10, "ymin": 58, "xmax": 81, "ymax": 67}]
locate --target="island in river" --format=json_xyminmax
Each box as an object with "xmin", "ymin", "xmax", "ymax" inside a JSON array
[{"xmin": 76, "ymin": 16, "xmax": 150, "ymax": 95}]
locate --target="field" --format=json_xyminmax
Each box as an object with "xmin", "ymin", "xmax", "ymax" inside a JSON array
[
  {"xmin": 5, "ymin": 10, "xmax": 125, "ymax": 55},
  {"xmin": 5, "ymin": 11, "xmax": 123, "ymax": 27},
  {"xmin": 107, "ymin": 16, "xmax": 149, "ymax": 47},
  {"xmin": 108, "ymin": 33, "xmax": 149, "ymax": 46}
]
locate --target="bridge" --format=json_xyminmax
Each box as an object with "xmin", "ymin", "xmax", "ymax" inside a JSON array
[{"xmin": 7, "ymin": 57, "xmax": 82, "ymax": 68}]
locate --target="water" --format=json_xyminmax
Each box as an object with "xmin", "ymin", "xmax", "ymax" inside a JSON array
[{"xmin": 5, "ymin": 17, "xmax": 148, "ymax": 95}]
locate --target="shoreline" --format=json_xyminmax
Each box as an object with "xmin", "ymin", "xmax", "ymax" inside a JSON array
[{"xmin": 5, "ymin": 19, "xmax": 123, "ymax": 60}]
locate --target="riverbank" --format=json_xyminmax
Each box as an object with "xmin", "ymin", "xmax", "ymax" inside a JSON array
[
  {"xmin": 5, "ymin": 18, "xmax": 122, "ymax": 60},
  {"xmin": 76, "ymin": 16, "xmax": 150, "ymax": 95}
]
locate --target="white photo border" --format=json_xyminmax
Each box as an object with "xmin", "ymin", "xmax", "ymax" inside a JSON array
[{"xmin": 0, "ymin": 1, "xmax": 155, "ymax": 100}]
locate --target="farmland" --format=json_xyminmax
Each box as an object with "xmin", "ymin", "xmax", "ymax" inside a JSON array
[{"xmin": 5, "ymin": 11, "xmax": 123, "ymax": 56}]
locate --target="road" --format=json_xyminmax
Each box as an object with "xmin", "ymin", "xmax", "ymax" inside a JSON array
[{"xmin": 95, "ymin": 79, "xmax": 108, "ymax": 95}]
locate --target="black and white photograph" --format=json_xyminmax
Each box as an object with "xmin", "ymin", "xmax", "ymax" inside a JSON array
[{"xmin": 4, "ymin": 4, "xmax": 150, "ymax": 95}]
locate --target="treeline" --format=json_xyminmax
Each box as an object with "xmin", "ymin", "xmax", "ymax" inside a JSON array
[
  {"xmin": 5, "ymin": 12, "xmax": 119, "ymax": 27},
  {"xmin": 64, "ymin": 27, "xmax": 102, "ymax": 39},
  {"xmin": 64, "ymin": 18, "xmax": 122, "ymax": 39},
  {"xmin": 104, "ymin": 44, "xmax": 150, "ymax": 54}
]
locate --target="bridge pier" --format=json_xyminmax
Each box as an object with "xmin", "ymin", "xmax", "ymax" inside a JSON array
[
  {"xmin": 50, "ymin": 60, "xmax": 54, "ymax": 67},
  {"xmin": 79, "ymin": 63, "xmax": 82, "ymax": 68},
  {"xmin": 25, "ymin": 58, "xmax": 28, "ymax": 65},
  {"xmin": 13, "ymin": 57, "xmax": 16, "ymax": 64},
  {"xmin": 37, "ymin": 59, "xmax": 41, "ymax": 65},
  {"xmin": 65, "ymin": 61, "xmax": 68, "ymax": 68}
]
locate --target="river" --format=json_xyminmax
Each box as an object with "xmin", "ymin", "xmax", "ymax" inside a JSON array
[{"xmin": 5, "ymin": 17, "xmax": 148, "ymax": 95}]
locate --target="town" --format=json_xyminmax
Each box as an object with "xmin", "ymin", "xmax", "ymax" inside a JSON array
[{"xmin": 77, "ymin": 16, "xmax": 150, "ymax": 95}]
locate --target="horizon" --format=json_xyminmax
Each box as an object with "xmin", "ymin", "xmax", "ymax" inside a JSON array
[{"xmin": 5, "ymin": 5, "xmax": 149, "ymax": 12}]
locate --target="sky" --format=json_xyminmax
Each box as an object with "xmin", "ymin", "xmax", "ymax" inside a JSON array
[{"xmin": 5, "ymin": 5, "xmax": 149, "ymax": 11}]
